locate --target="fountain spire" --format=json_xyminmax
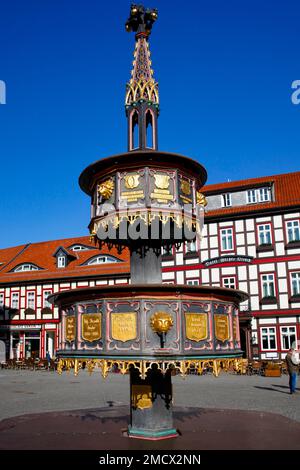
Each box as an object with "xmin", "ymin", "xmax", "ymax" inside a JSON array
[{"xmin": 125, "ymin": 4, "xmax": 159, "ymax": 151}]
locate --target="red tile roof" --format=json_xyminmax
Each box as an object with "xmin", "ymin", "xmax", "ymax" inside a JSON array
[
  {"xmin": 0, "ymin": 236, "xmax": 130, "ymax": 284},
  {"xmin": 202, "ymin": 171, "xmax": 300, "ymax": 218}
]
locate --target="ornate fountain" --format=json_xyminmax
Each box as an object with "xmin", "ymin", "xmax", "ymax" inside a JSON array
[{"xmin": 50, "ymin": 4, "xmax": 248, "ymax": 440}]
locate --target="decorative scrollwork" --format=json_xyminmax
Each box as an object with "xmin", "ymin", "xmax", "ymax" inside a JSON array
[{"xmin": 56, "ymin": 357, "xmax": 243, "ymax": 380}]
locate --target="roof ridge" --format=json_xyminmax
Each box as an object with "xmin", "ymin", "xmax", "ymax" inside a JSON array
[
  {"xmin": 203, "ymin": 170, "xmax": 300, "ymax": 189},
  {"xmin": 0, "ymin": 243, "xmax": 31, "ymax": 272}
]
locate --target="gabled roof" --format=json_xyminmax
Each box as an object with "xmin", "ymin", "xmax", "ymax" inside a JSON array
[
  {"xmin": 52, "ymin": 246, "xmax": 76, "ymax": 260},
  {"xmin": 202, "ymin": 171, "xmax": 300, "ymax": 218},
  {"xmin": 0, "ymin": 236, "xmax": 130, "ymax": 284}
]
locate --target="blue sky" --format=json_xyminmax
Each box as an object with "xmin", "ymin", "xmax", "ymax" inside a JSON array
[{"xmin": 0, "ymin": 0, "xmax": 299, "ymax": 248}]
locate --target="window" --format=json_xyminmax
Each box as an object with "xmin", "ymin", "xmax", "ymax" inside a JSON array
[
  {"xmin": 258, "ymin": 187, "xmax": 271, "ymax": 202},
  {"xmin": 280, "ymin": 326, "xmax": 296, "ymax": 350},
  {"xmin": 222, "ymin": 277, "xmax": 236, "ymax": 289},
  {"xmin": 185, "ymin": 240, "xmax": 197, "ymax": 253},
  {"xmin": 0, "ymin": 293, "xmax": 4, "ymax": 308},
  {"xmin": 222, "ymin": 193, "xmax": 232, "ymax": 207},
  {"xmin": 286, "ymin": 220, "xmax": 300, "ymax": 243},
  {"xmin": 187, "ymin": 279, "xmax": 199, "ymax": 286},
  {"xmin": 261, "ymin": 327, "xmax": 277, "ymax": 350},
  {"xmin": 86, "ymin": 255, "xmax": 120, "ymax": 265},
  {"xmin": 11, "ymin": 292, "xmax": 19, "ymax": 309},
  {"xmin": 13, "ymin": 263, "xmax": 40, "ymax": 272},
  {"xmin": 258, "ymin": 224, "xmax": 272, "ymax": 245},
  {"xmin": 57, "ymin": 256, "xmax": 66, "ymax": 268},
  {"xmin": 247, "ymin": 190, "xmax": 257, "ymax": 204},
  {"xmin": 43, "ymin": 290, "xmax": 52, "ymax": 308},
  {"xmin": 261, "ymin": 274, "xmax": 275, "ymax": 298},
  {"xmin": 27, "ymin": 291, "xmax": 35, "ymax": 309},
  {"xmin": 221, "ymin": 228, "xmax": 233, "ymax": 251},
  {"xmin": 291, "ymin": 272, "xmax": 300, "ymax": 296},
  {"xmin": 146, "ymin": 110, "xmax": 154, "ymax": 149},
  {"xmin": 69, "ymin": 245, "xmax": 90, "ymax": 252}
]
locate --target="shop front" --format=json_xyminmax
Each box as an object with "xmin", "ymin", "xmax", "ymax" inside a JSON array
[{"xmin": 0, "ymin": 322, "xmax": 59, "ymax": 360}]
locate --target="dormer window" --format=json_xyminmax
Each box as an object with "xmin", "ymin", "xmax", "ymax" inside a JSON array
[
  {"xmin": 57, "ymin": 256, "xmax": 66, "ymax": 268},
  {"xmin": 258, "ymin": 187, "xmax": 270, "ymax": 202},
  {"xmin": 53, "ymin": 246, "xmax": 76, "ymax": 268},
  {"xmin": 247, "ymin": 187, "xmax": 271, "ymax": 204},
  {"xmin": 12, "ymin": 263, "xmax": 41, "ymax": 272},
  {"xmin": 69, "ymin": 244, "xmax": 93, "ymax": 252},
  {"xmin": 222, "ymin": 193, "xmax": 232, "ymax": 207},
  {"xmin": 82, "ymin": 255, "xmax": 121, "ymax": 266}
]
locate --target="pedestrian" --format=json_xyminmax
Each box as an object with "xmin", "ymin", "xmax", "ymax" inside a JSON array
[
  {"xmin": 286, "ymin": 348, "xmax": 300, "ymax": 394},
  {"xmin": 46, "ymin": 350, "xmax": 51, "ymax": 370}
]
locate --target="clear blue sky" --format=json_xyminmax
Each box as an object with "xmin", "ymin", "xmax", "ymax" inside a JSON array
[{"xmin": 0, "ymin": 0, "xmax": 299, "ymax": 248}]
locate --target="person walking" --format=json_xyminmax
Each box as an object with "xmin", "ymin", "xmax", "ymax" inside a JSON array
[
  {"xmin": 286, "ymin": 348, "xmax": 300, "ymax": 394},
  {"xmin": 46, "ymin": 350, "xmax": 51, "ymax": 371}
]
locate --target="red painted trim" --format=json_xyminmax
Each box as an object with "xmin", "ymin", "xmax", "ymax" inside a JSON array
[
  {"xmin": 251, "ymin": 308, "xmax": 300, "ymax": 317},
  {"xmin": 162, "ymin": 253, "xmax": 300, "ymax": 272},
  {"xmin": 1, "ymin": 319, "xmax": 60, "ymax": 325}
]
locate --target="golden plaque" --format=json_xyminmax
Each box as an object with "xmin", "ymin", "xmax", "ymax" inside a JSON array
[
  {"xmin": 180, "ymin": 179, "xmax": 191, "ymax": 196},
  {"xmin": 65, "ymin": 316, "xmax": 76, "ymax": 342},
  {"xmin": 185, "ymin": 313, "xmax": 208, "ymax": 341},
  {"xmin": 111, "ymin": 312, "xmax": 137, "ymax": 342},
  {"xmin": 214, "ymin": 314, "xmax": 230, "ymax": 342},
  {"xmin": 154, "ymin": 174, "xmax": 170, "ymax": 189},
  {"xmin": 125, "ymin": 174, "xmax": 140, "ymax": 189},
  {"xmin": 82, "ymin": 314, "xmax": 101, "ymax": 342},
  {"xmin": 131, "ymin": 385, "xmax": 152, "ymax": 409}
]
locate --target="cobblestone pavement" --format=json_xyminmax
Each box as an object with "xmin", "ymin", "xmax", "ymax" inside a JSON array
[{"xmin": 0, "ymin": 369, "xmax": 299, "ymax": 422}]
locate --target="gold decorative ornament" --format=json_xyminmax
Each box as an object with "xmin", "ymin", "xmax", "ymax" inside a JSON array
[
  {"xmin": 185, "ymin": 313, "xmax": 208, "ymax": 342},
  {"xmin": 65, "ymin": 316, "xmax": 76, "ymax": 342},
  {"xmin": 150, "ymin": 311, "xmax": 173, "ymax": 334},
  {"xmin": 180, "ymin": 179, "xmax": 191, "ymax": 196},
  {"xmin": 111, "ymin": 312, "xmax": 137, "ymax": 342},
  {"xmin": 125, "ymin": 173, "xmax": 140, "ymax": 189},
  {"xmin": 214, "ymin": 314, "xmax": 230, "ymax": 342},
  {"xmin": 82, "ymin": 314, "xmax": 102, "ymax": 342},
  {"xmin": 154, "ymin": 174, "xmax": 170, "ymax": 190},
  {"xmin": 196, "ymin": 191, "xmax": 208, "ymax": 207},
  {"xmin": 57, "ymin": 357, "xmax": 244, "ymax": 379},
  {"xmin": 131, "ymin": 385, "xmax": 153, "ymax": 410},
  {"xmin": 98, "ymin": 178, "xmax": 114, "ymax": 200}
]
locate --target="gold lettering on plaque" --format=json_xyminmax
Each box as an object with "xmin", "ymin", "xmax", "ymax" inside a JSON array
[
  {"xmin": 185, "ymin": 313, "xmax": 208, "ymax": 341},
  {"xmin": 82, "ymin": 314, "xmax": 101, "ymax": 342},
  {"xmin": 121, "ymin": 190, "xmax": 144, "ymax": 202},
  {"xmin": 65, "ymin": 316, "xmax": 76, "ymax": 342},
  {"xmin": 131, "ymin": 385, "xmax": 152, "ymax": 410},
  {"xmin": 214, "ymin": 314, "xmax": 230, "ymax": 342},
  {"xmin": 125, "ymin": 174, "xmax": 140, "ymax": 189},
  {"xmin": 111, "ymin": 312, "xmax": 137, "ymax": 342}
]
